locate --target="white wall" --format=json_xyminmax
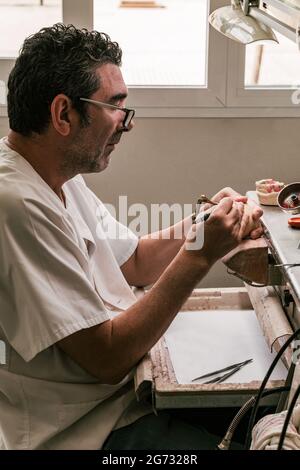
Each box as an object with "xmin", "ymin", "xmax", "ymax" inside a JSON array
[
  {"xmin": 1, "ymin": 116, "xmax": 299, "ymax": 287},
  {"xmin": 0, "ymin": 118, "xmax": 8, "ymax": 136}
]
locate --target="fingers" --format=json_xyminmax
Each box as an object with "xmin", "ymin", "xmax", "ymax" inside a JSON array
[
  {"xmin": 209, "ymin": 196, "xmax": 263, "ymax": 240},
  {"xmin": 219, "ymin": 187, "xmax": 242, "ymax": 200},
  {"xmin": 211, "ymin": 187, "xmax": 239, "ymax": 204},
  {"xmin": 238, "ymin": 206, "xmax": 250, "ymax": 240},
  {"xmin": 234, "ymin": 201, "xmax": 245, "ymax": 218},
  {"xmin": 195, "ymin": 197, "xmax": 245, "ymax": 261},
  {"xmin": 209, "ymin": 198, "xmax": 243, "ymax": 242},
  {"xmin": 252, "ymin": 207, "xmax": 263, "ymax": 221},
  {"xmin": 211, "ymin": 187, "xmax": 248, "ymax": 205},
  {"xmin": 232, "ymin": 202, "xmax": 244, "ymax": 241},
  {"xmin": 249, "ymin": 225, "xmax": 264, "ymax": 239},
  {"xmin": 246, "ymin": 198, "xmax": 264, "ymax": 221},
  {"xmin": 219, "ymin": 198, "xmax": 244, "ymax": 221},
  {"xmin": 212, "ymin": 196, "xmax": 234, "ymax": 215},
  {"xmin": 235, "ymin": 196, "xmax": 248, "ymax": 204}
]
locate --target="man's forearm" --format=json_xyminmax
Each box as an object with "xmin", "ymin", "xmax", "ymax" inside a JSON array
[
  {"xmin": 133, "ymin": 215, "xmax": 193, "ymax": 286},
  {"xmin": 59, "ymin": 247, "xmax": 213, "ymax": 385},
  {"xmin": 108, "ymin": 247, "xmax": 212, "ymax": 383}
]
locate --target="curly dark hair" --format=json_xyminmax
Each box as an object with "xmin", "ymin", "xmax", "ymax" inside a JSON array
[{"xmin": 7, "ymin": 23, "xmax": 122, "ymax": 136}]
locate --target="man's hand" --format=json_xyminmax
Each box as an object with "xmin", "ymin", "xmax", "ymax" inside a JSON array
[
  {"xmin": 210, "ymin": 186, "xmax": 247, "ymax": 205},
  {"xmin": 244, "ymin": 198, "xmax": 264, "ymax": 239},
  {"xmin": 210, "ymin": 187, "xmax": 263, "ymax": 240},
  {"xmin": 185, "ymin": 197, "xmax": 243, "ymax": 264}
]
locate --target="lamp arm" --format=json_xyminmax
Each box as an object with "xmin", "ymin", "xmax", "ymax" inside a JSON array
[
  {"xmin": 241, "ymin": 0, "xmax": 250, "ymax": 14},
  {"xmin": 231, "ymin": 0, "xmax": 241, "ymax": 9},
  {"xmin": 240, "ymin": 0, "xmax": 260, "ymax": 15}
]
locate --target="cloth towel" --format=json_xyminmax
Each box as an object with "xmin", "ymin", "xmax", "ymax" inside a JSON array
[{"xmin": 251, "ymin": 405, "xmax": 300, "ymax": 450}]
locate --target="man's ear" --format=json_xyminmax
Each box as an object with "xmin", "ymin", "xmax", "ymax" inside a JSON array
[{"xmin": 50, "ymin": 94, "xmax": 74, "ymax": 136}]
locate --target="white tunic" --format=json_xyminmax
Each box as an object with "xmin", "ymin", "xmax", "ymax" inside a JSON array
[{"xmin": 0, "ymin": 138, "xmax": 151, "ymax": 449}]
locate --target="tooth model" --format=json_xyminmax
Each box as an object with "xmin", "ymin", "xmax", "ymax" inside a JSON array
[{"xmin": 255, "ymin": 179, "xmax": 285, "ymax": 206}]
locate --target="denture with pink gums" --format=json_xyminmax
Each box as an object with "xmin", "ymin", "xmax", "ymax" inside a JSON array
[{"xmin": 255, "ymin": 179, "xmax": 285, "ymax": 206}]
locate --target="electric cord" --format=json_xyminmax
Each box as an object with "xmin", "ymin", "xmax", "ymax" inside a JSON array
[
  {"xmin": 226, "ymin": 269, "xmax": 268, "ymax": 287},
  {"xmin": 276, "ymin": 359, "xmax": 296, "ymax": 413},
  {"xmin": 245, "ymin": 327, "xmax": 300, "ymax": 449},
  {"xmin": 218, "ymin": 397, "xmax": 255, "ymax": 450},
  {"xmin": 274, "ymin": 264, "xmax": 300, "ymax": 269},
  {"xmin": 277, "ymin": 383, "xmax": 300, "ymax": 450},
  {"xmin": 217, "ymin": 386, "xmax": 290, "ymax": 450},
  {"xmin": 227, "ymin": 264, "xmax": 300, "ymax": 288}
]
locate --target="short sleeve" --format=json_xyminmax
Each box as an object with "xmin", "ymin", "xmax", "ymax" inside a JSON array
[
  {"xmin": 0, "ymin": 195, "xmax": 110, "ymax": 362},
  {"xmin": 96, "ymin": 201, "xmax": 138, "ymax": 267},
  {"xmin": 73, "ymin": 176, "xmax": 139, "ymax": 267}
]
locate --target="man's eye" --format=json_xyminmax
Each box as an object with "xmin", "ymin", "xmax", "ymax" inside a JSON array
[{"xmin": 114, "ymin": 100, "xmax": 125, "ymax": 108}]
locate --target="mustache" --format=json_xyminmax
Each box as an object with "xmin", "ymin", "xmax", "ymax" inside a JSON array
[{"xmin": 108, "ymin": 131, "xmax": 123, "ymax": 145}]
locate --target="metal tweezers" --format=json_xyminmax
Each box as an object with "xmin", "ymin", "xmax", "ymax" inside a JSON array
[{"xmin": 191, "ymin": 358, "xmax": 253, "ymax": 384}]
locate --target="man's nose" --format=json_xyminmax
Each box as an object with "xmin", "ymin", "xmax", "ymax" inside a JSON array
[
  {"xmin": 117, "ymin": 117, "xmax": 135, "ymax": 133},
  {"xmin": 127, "ymin": 118, "xmax": 134, "ymax": 132}
]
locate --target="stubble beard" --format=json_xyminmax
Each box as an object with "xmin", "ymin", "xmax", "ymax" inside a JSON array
[{"xmin": 60, "ymin": 138, "xmax": 104, "ymax": 178}]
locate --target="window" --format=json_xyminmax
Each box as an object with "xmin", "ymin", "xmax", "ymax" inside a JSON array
[
  {"xmin": 1, "ymin": 0, "xmax": 300, "ymax": 118},
  {"xmin": 245, "ymin": 32, "xmax": 300, "ymax": 88},
  {"xmin": 0, "ymin": 0, "xmax": 62, "ymax": 58},
  {"xmin": 226, "ymin": 35, "xmax": 300, "ymax": 112},
  {"xmin": 0, "ymin": 59, "xmax": 14, "ymax": 116},
  {"xmin": 0, "ymin": 80, "xmax": 5, "ymax": 105},
  {"xmin": 93, "ymin": 0, "xmax": 208, "ymax": 87}
]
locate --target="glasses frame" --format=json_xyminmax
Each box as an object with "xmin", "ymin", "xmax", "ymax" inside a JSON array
[{"xmin": 79, "ymin": 97, "xmax": 135, "ymax": 131}]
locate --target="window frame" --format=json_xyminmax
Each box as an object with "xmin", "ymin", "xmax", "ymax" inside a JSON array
[
  {"xmin": 226, "ymin": 39, "xmax": 300, "ymax": 109},
  {"xmin": 1, "ymin": 0, "xmax": 300, "ymax": 119},
  {"xmin": 0, "ymin": 58, "xmax": 14, "ymax": 118}
]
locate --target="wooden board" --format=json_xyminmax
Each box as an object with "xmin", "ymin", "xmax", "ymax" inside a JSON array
[
  {"xmin": 222, "ymin": 238, "xmax": 269, "ymax": 285},
  {"xmin": 245, "ymin": 284, "xmax": 293, "ymax": 368}
]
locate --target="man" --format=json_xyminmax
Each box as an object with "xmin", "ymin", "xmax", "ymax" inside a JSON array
[{"xmin": 0, "ymin": 24, "xmax": 262, "ymax": 450}]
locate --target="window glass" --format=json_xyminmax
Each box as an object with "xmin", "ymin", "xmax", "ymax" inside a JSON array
[
  {"xmin": 93, "ymin": 0, "xmax": 208, "ymax": 86},
  {"xmin": 0, "ymin": 80, "xmax": 6, "ymax": 104},
  {"xmin": 0, "ymin": 0, "xmax": 62, "ymax": 58},
  {"xmin": 245, "ymin": 32, "xmax": 300, "ymax": 87}
]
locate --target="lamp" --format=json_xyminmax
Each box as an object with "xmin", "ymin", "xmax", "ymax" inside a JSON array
[{"xmin": 209, "ymin": 0, "xmax": 278, "ymax": 44}]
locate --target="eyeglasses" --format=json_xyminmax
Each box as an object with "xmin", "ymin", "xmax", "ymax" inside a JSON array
[{"xmin": 79, "ymin": 97, "xmax": 135, "ymax": 131}]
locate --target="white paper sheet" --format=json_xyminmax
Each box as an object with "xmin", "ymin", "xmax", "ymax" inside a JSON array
[{"xmin": 164, "ymin": 310, "xmax": 287, "ymax": 384}]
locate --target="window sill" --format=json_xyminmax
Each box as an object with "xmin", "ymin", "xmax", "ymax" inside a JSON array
[{"xmin": 2, "ymin": 104, "xmax": 300, "ymax": 119}]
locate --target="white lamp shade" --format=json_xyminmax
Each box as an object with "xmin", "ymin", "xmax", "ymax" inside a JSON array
[{"xmin": 209, "ymin": 5, "xmax": 278, "ymax": 44}]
